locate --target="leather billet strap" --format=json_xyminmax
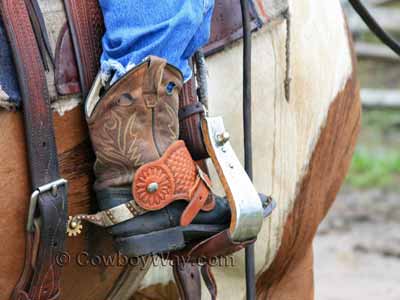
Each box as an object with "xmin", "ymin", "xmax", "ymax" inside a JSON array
[{"xmin": 0, "ymin": 1, "xmax": 68, "ymax": 300}]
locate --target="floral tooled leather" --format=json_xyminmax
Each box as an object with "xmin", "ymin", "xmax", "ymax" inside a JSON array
[
  {"xmin": 87, "ymin": 57, "xmax": 183, "ymax": 190},
  {"xmin": 133, "ymin": 141, "xmax": 213, "ymax": 226},
  {"xmin": 134, "ymin": 164, "xmax": 175, "ymax": 208}
]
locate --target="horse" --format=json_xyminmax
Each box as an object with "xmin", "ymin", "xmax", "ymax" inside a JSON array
[{"xmin": 0, "ymin": 0, "xmax": 360, "ymax": 299}]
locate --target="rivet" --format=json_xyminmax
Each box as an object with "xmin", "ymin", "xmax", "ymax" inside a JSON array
[
  {"xmin": 216, "ymin": 131, "xmax": 230, "ymax": 145},
  {"xmin": 147, "ymin": 182, "xmax": 159, "ymax": 193}
]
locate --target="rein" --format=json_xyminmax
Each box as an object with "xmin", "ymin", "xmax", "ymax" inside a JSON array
[
  {"xmin": 349, "ymin": 0, "xmax": 400, "ymax": 57},
  {"xmin": 240, "ymin": 0, "xmax": 257, "ymax": 299}
]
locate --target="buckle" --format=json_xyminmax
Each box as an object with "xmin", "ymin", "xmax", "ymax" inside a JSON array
[
  {"xmin": 27, "ymin": 178, "xmax": 68, "ymax": 232},
  {"xmin": 196, "ymin": 165, "xmax": 212, "ymax": 191}
]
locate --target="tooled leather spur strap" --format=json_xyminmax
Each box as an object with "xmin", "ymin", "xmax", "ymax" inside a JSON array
[
  {"xmin": 0, "ymin": 1, "xmax": 67, "ymax": 300},
  {"xmin": 63, "ymin": 0, "xmax": 104, "ymax": 97},
  {"xmin": 134, "ymin": 140, "xmax": 213, "ymax": 226}
]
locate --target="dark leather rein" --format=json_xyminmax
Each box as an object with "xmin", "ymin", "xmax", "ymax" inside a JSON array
[
  {"xmin": 240, "ymin": 0, "xmax": 257, "ymax": 299},
  {"xmin": 349, "ymin": 0, "xmax": 400, "ymax": 57}
]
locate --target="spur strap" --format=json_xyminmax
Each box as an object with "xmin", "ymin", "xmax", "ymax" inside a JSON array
[
  {"xmin": 0, "ymin": 1, "xmax": 68, "ymax": 300},
  {"xmin": 68, "ymin": 141, "xmax": 214, "ymax": 235}
]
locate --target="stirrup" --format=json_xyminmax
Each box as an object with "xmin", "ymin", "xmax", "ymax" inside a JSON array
[{"xmin": 201, "ymin": 116, "xmax": 265, "ymax": 242}]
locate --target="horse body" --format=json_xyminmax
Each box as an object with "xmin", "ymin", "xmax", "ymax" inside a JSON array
[
  {"xmin": 133, "ymin": 0, "xmax": 360, "ymax": 298},
  {"xmin": 0, "ymin": 0, "xmax": 360, "ymax": 299}
]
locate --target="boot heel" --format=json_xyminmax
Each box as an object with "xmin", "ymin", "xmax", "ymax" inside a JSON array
[{"xmin": 115, "ymin": 227, "xmax": 186, "ymax": 257}]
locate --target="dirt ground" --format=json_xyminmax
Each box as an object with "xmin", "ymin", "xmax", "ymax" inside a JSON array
[{"xmin": 314, "ymin": 189, "xmax": 400, "ymax": 300}]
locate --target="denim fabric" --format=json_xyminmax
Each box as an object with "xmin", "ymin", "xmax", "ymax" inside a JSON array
[
  {"xmin": 99, "ymin": 0, "xmax": 215, "ymax": 82},
  {"xmin": 0, "ymin": 18, "xmax": 21, "ymax": 107}
]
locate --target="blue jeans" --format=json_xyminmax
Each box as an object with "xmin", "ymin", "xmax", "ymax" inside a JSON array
[{"xmin": 99, "ymin": 0, "xmax": 215, "ymax": 83}]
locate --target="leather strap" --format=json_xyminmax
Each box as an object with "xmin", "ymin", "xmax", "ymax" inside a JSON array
[
  {"xmin": 23, "ymin": 0, "xmax": 54, "ymax": 70},
  {"xmin": 0, "ymin": 1, "xmax": 68, "ymax": 299},
  {"xmin": 68, "ymin": 142, "xmax": 216, "ymax": 234},
  {"xmin": 173, "ymin": 263, "xmax": 202, "ymax": 300},
  {"xmin": 201, "ymin": 264, "xmax": 217, "ymax": 300},
  {"xmin": 179, "ymin": 78, "xmax": 209, "ymax": 160},
  {"xmin": 179, "ymin": 102, "xmax": 205, "ymax": 120},
  {"xmin": 63, "ymin": 0, "xmax": 104, "ymax": 96},
  {"xmin": 179, "ymin": 229, "xmax": 255, "ymax": 259},
  {"xmin": 203, "ymin": 0, "xmax": 258, "ymax": 56},
  {"xmin": 133, "ymin": 141, "xmax": 213, "ymax": 226}
]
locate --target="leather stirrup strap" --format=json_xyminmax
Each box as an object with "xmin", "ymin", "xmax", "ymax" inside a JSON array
[
  {"xmin": 0, "ymin": 1, "xmax": 68, "ymax": 299},
  {"xmin": 201, "ymin": 264, "xmax": 217, "ymax": 300},
  {"xmin": 172, "ymin": 262, "xmax": 218, "ymax": 300},
  {"xmin": 172, "ymin": 263, "xmax": 202, "ymax": 300}
]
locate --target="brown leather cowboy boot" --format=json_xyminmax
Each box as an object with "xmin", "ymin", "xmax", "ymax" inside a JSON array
[{"xmin": 72, "ymin": 56, "xmax": 268, "ymax": 256}]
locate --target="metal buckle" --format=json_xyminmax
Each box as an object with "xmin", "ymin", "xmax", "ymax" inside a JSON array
[
  {"xmin": 27, "ymin": 178, "xmax": 68, "ymax": 232},
  {"xmin": 196, "ymin": 165, "xmax": 213, "ymax": 191}
]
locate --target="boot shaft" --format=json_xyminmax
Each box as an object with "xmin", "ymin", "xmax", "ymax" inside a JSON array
[{"xmin": 86, "ymin": 57, "xmax": 183, "ymax": 190}]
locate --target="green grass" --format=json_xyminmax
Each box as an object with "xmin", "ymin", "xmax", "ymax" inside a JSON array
[
  {"xmin": 345, "ymin": 109, "xmax": 400, "ymax": 190},
  {"xmin": 346, "ymin": 148, "xmax": 400, "ymax": 189}
]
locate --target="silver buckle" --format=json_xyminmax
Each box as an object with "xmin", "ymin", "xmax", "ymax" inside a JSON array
[
  {"xmin": 27, "ymin": 178, "xmax": 68, "ymax": 232},
  {"xmin": 196, "ymin": 165, "xmax": 212, "ymax": 191}
]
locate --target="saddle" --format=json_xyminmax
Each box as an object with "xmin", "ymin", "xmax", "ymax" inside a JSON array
[{"xmin": 0, "ymin": 0, "xmax": 277, "ymax": 299}]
